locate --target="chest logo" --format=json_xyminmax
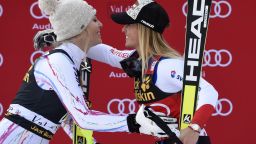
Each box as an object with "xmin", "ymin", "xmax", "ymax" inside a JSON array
[{"xmin": 141, "ymin": 76, "xmax": 151, "ymax": 92}]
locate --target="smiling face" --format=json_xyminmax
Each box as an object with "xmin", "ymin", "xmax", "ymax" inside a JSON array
[
  {"xmin": 86, "ymin": 16, "xmax": 103, "ymax": 47},
  {"xmin": 122, "ymin": 24, "xmax": 139, "ymax": 49}
]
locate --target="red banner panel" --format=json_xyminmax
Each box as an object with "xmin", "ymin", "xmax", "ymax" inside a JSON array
[{"xmin": 0, "ymin": 0, "xmax": 255, "ymax": 144}]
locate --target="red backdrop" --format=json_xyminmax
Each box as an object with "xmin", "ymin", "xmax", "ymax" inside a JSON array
[{"xmin": 0, "ymin": 0, "xmax": 255, "ymax": 144}]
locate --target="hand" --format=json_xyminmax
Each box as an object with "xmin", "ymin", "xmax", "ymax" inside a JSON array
[
  {"xmin": 127, "ymin": 104, "xmax": 180, "ymax": 138},
  {"xmin": 179, "ymin": 127, "xmax": 199, "ymax": 144},
  {"xmin": 33, "ymin": 29, "xmax": 57, "ymax": 50}
]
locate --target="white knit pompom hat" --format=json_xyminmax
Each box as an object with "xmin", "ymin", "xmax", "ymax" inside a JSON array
[{"xmin": 38, "ymin": 0, "xmax": 96, "ymax": 41}]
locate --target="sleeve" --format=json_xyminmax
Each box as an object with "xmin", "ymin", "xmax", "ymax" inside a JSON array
[
  {"xmin": 34, "ymin": 54, "xmax": 129, "ymax": 132},
  {"xmin": 87, "ymin": 44, "xmax": 134, "ymax": 69},
  {"xmin": 155, "ymin": 58, "xmax": 219, "ymax": 128}
]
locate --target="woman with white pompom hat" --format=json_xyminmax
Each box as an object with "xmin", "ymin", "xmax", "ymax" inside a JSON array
[{"xmin": 0, "ymin": 0, "xmax": 178, "ymax": 144}]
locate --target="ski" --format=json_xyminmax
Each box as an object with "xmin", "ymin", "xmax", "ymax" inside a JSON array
[
  {"xmin": 73, "ymin": 58, "xmax": 94, "ymax": 144},
  {"xmin": 179, "ymin": 0, "xmax": 212, "ymax": 130}
]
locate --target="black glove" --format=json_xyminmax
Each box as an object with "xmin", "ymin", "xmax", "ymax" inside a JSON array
[
  {"xmin": 33, "ymin": 29, "xmax": 57, "ymax": 50},
  {"xmin": 127, "ymin": 114, "xmax": 140, "ymax": 133},
  {"xmin": 126, "ymin": 105, "xmax": 180, "ymax": 138}
]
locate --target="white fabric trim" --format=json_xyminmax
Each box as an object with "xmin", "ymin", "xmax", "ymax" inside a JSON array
[{"xmin": 7, "ymin": 104, "xmax": 59, "ymax": 133}]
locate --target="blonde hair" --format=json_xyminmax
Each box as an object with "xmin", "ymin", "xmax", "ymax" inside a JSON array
[{"xmin": 137, "ymin": 24, "xmax": 181, "ymax": 78}]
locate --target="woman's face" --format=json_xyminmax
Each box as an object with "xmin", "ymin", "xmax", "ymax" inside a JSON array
[
  {"xmin": 122, "ymin": 24, "xmax": 139, "ymax": 49},
  {"xmin": 86, "ymin": 16, "xmax": 103, "ymax": 47}
]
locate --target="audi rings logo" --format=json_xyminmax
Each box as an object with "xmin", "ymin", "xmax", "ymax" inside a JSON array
[
  {"xmin": 107, "ymin": 98, "xmax": 171, "ymax": 116},
  {"xmin": 0, "ymin": 53, "xmax": 3, "ymax": 67},
  {"xmin": 212, "ymin": 98, "xmax": 233, "ymax": 116},
  {"xmin": 182, "ymin": 0, "xmax": 232, "ymax": 18},
  {"xmin": 202, "ymin": 49, "xmax": 232, "ymax": 67},
  {"xmin": 108, "ymin": 99, "xmax": 137, "ymax": 115},
  {"xmin": 30, "ymin": 50, "xmax": 45, "ymax": 64},
  {"xmin": 30, "ymin": 2, "xmax": 49, "ymax": 19},
  {"xmin": 0, "ymin": 103, "xmax": 3, "ymax": 117},
  {"xmin": 0, "ymin": 4, "xmax": 3, "ymax": 17}
]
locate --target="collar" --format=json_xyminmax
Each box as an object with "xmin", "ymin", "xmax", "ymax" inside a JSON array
[
  {"xmin": 56, "ymin": 42, "xmax": 85, "ymax": 69},
  {"xmin": 147, "ymin": 55, "xmax": 161, "ymax": 73}
]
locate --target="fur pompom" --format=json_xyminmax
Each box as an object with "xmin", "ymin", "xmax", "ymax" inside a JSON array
[{"xmin": 38, "ymin": 0, "xmax": 58, "ymax": 15}]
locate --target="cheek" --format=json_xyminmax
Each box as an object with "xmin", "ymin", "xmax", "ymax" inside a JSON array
[
  {"xmin": 131, "ymin": 33, "xmax": 138, "ymax": 44},
  {"xmin": 88, "ymin": 25, "xmax": 97, "ymax": 34},
  {"xmin": 90, "ymin": 30, "xmax": 97, "ymax": 40}
]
